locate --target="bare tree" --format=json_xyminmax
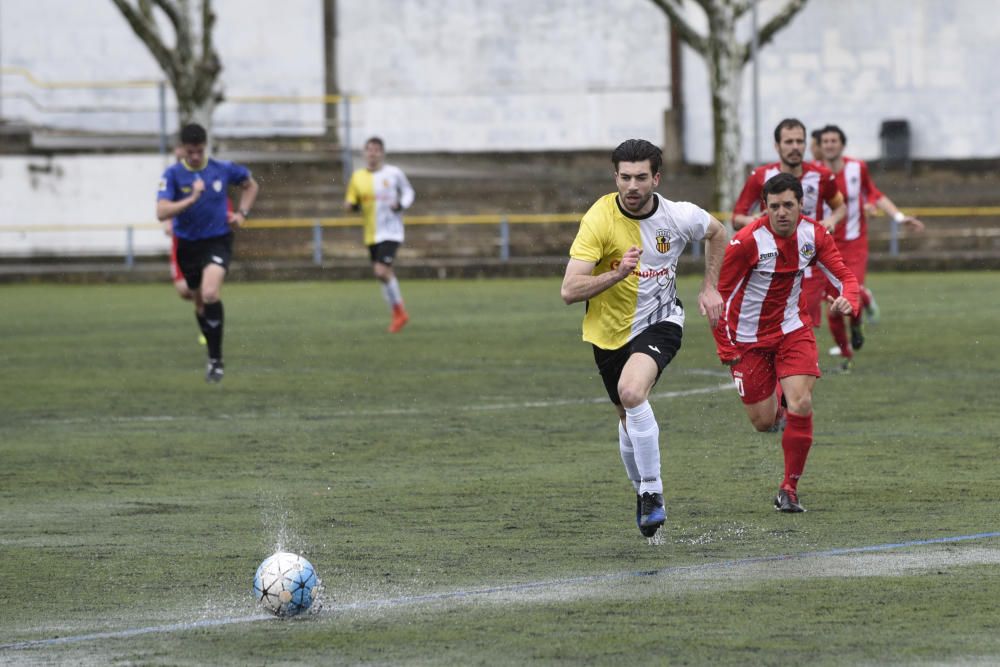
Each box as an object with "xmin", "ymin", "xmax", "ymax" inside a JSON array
[
  {"xmin": 649, "ymin": 0, "xmax": 808, "ymax": 211},
  {"xmin": 111, "ymin": 0, "xmax": 223, "ymax": 134}
]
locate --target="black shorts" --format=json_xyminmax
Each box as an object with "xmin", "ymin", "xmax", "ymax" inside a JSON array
[
  {"xmin": 368, "ymin": 241, "xmax": 401, "ymax": 266},
  {"xmin": 592, "ymin": 321, "xmax": 683, "ymax": 405},
  {"xmin": 175, "ymin": 233, "xmax": 233, "ymax": 290}
]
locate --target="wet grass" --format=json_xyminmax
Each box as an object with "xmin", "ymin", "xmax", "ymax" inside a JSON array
[{"xmin": 1, "ymin": 273, "xmax": 997, "ymax": 665}]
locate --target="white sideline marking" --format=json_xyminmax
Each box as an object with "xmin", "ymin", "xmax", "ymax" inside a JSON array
[
  {"xmin": 28, "ymin": 381, "xmax": 737, "ymax": 425},
  {"xmin": 2, "ymin": 532, "xmax": 998, "ymax": 652}
]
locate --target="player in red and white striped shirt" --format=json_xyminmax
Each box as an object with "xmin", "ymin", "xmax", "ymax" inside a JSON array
[
  {"xmin": 714, "ymin": 173, "xmax": 859, "ymax": 513},
  {"xmin": 818, "ymin": 125, "xmax": 925, "ymax": 367}
]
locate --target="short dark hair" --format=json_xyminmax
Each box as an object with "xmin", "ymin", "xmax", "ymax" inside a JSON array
[
  {"xmin": 819, "ymin": 124, "xmax": 847, "ymax": 146},
  {"xmin": 611, "ymin": 139, "xmax": 662, "ymax": 175},
  {"xmin": 762, "ymin": 172, "xmax": 803, "ymax": 202},
  {"xmin": 180, "ymin": 123, "xmax": 207, "ymax": 146},
  {"xmin": 774, "ymin": 118, "xmax": 806, "ymax": 143},
  {"xmin": 810, "ymin": 128, "xmax": 823, "ymax": 141},
  {"xmin": 365, "ymin": 136, "xmax": 385, "ymax": 150}
]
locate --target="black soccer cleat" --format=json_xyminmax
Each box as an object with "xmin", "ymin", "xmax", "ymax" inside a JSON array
[
  {"xmin": 639, "ymin": 492, "xmax": 666, "ymax": 536},
  {"xmin": 850, "ymin": 322, "xmax": 865, "ymax": 350},
  {"xmin": 205, "ymin": 359, "xmax": 224, "ymax": 383},
  {"xmin": 774, "ymin": 488, "xmax": 805, "ymax": 513}
]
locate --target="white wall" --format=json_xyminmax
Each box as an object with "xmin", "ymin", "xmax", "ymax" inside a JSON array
[
  {"xmin": 0, "ymin": 155, "xmax": 170, "ymax": 256},
  {"xmin": 1, "ymin": 0, "xmax": 996, "ymax": 159},
  {"xmin": 683, "ymin": 0, "xmax": 999, "ymax": 163}
]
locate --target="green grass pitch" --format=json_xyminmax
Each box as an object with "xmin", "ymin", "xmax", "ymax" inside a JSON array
[{"xmin": 1, "ymin": 272, "xmax": 998, "ymax": 665}]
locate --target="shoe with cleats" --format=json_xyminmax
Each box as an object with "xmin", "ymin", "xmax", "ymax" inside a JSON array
[
  {"xmin": 388, "ymin": 306, "xmax": 409, "ymax": 333},
  {"xmin": 774, "ymin": 488, "xmax": 805, "ymax": 512},
  {"xmin": 638, "ymin": 492, "xmax": 666, "ymax": 536},
  {"xmin": 850, "ymin": 322, "xmax": 865, "ymax": 350},
  {"xmin": 205, "ymin": 359, "xmax": 224, "ymax": 383}
]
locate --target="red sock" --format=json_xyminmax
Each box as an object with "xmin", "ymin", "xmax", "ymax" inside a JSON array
[
  {"xmin": 781, "ymin": 411, "xmax": 813, "ymax": 491},
  {"xmin": 774, "ymin": 383, "xmax": 785, "ymax": 422},
  {"xmin": 827, "ymin": 311, "xmax": 852, "ymax": 358}
]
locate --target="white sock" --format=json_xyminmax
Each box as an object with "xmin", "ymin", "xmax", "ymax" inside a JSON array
[
  {"xmin": 618, "ymin": 420, "xmax": 641, "ymax": 492},
  {"xmin": 382, "ymin": 276, "xmax": 403, "ymax": 308},
  {"xmin": 625, "ymin": 401, "xmax": 662, "ymax": 495}
]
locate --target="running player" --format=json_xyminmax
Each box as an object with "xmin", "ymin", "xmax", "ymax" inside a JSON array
[
  {"xmin": 714, "ymin": 173, "xmax": 859, "ymax": 512},
  {"xmin": 345, "ymin": 137, "xmax": 416, "ymax": 333},
  {"xmin": 818, "ymin": 124, "xmax": 925, "ymax": 367},
  {"xmin": 157, "ymin": 123, "xmax": 259, "ymax": 382},
  {"xmin": 561, "ymin": 139, "xmax": 727, "ymax": 538},
  {"xmin": 732, "ymin": 119, "xmax": 847, "ymax": 340}
]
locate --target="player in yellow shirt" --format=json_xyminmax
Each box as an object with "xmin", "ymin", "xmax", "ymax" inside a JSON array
[
  {"xmin": 345, "ymin": 137, "xmax": 416, "ymax": 332},
  {"xmin": 561, "ymin": 139, "xmax": 727, "ymax": 539}
]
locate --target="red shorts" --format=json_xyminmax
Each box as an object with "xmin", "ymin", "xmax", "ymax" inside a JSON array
[
  {"xmin": 729, "ymin": 326, "xmax": 821, "ymax": 405},
  {"xmin": 170, "ymin": 235, "xmax": 183, "ymax": 283}
]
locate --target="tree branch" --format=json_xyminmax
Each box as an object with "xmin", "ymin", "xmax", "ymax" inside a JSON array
[
  {"xmin": 110, "ymin": 0, "xmax": 177, "ymax": 80},
  {"xmin": 741, "ymin": 0, "xmax": 809, "ymax": 65},
  {"xmin": 647, "ymin": 0, "xmax": 709, "ymax": 55}
]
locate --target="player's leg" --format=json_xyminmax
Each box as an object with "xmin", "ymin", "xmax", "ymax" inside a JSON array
[
  {"xmin": 594, "ymin": 344, "xmax": 646, "ymax": 532},
  {"xmin": 370, "ymin": 242, "xmax": 408, "ymax": 332},
  {"xmin": 729, "ymin": 348, "xmax": 781, "ymax": 433},
  {"xmin": 772, "ymin": 327, "xmax": 821, "ymax": 512},
  {"xmin": 200, "ymin": 262, "xmax": 227, "ymax": 382},
  {"xmin": 616, "ymin": 322, "xmax": 682, "ymax": 536},
  {"xmin": 172, "ymin": 236, "xmax": 207, "ymax": 345}
]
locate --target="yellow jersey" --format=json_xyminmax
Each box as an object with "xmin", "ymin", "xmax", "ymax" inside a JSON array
[
  {"xmin": 569, "ymin": 193, "xmax": 710, "ymax": 349},
  {"xmin": 345, "ymin": 165, "xmax": 415, "ymax": 246}
]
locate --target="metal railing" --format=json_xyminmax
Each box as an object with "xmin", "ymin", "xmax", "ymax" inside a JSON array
[{"xmin": 1, "ymin": 207, "xmax": 998, "ymax": 268}]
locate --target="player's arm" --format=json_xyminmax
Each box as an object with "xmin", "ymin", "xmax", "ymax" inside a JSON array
[
  {"xmin": 816, "ymin": 230, "xmax": 860, "ymax": 317},
  {"xmin": 560, "ymin": 247, "xmax": 640, "ymax": 305},
  {"xmin": 698, "ymin": 216, "xmax": 727, "ymax": 328},
  {"xmin": 393, "ymin": 171, "xmax": 415, "ymax": 212},
  {"xmin": 229, "ymin": 176, "xmax": 259, "ymax": 227},
  {"xmin": 731, "ymin": 176, "xmax": 761, "ymax": 230},
  {"xmin": 344, "ymin": 174, "xmax": 361, "ymax": 212},
  {"xmin": 871, "ymin": 194, "xmax": 925, "ymax": 232},
  {"xmin": 712, "ymin": 237, "xmax": 752, "ymax": 365},
  {"xmin": 821, "ymin": 190, "xmax": 846, "ymax": 233},
  {"xmin": 156, "ymin": 175, "xmax": 204, "ymax": 221}
]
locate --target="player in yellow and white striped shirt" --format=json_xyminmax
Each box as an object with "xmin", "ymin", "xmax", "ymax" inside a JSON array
[
  {"xmin": 345, "ymin": 137, "xmax": 416, "ymax": 333},
  {"xmin": 561, "ymin": 139, "xmax": 727, "ymax": 539}
]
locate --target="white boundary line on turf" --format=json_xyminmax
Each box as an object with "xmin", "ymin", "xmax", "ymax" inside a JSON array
[
  {"xmin": 27, "ymin": 380, "xmax": 737, "ymax": 425},
  {"xmin": 2, "ymin": 531, "xmax": 998, "ymax": 653}
]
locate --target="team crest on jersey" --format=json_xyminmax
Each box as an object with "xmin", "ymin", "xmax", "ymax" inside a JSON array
[
  {"xmin": 383, "ymin": 178, "xmax": 390, "ymax": 187},
  {"xmin": 799, "ymin": 242, "xmax": 816, "ymax": 259},
  {"xmin": 655, "ymin": 229, "xmax": 671, "ymax": 254},
  {"xmin": 213, "ymin": 179, "xmax": 223, "ymax": 192}
]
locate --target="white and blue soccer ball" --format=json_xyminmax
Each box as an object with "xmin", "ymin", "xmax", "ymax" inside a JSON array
[{"xmin": 253, "ymin": 551, "xmax": 319, "ymax": 617}]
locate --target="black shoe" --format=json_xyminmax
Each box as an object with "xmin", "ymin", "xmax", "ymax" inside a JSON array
[
  {"xmin": 774, "ymin": 488, "xmax": 805, "ymax": 513},
  {"xmin": 206, "ymin": 359, "xmax": 224, "ymax": 383},
  {"xmin": 850, "ymin": 322, "xmax": 865, "ymax": 350},
  {"xmin": 639, "ymin": 492, "xmax": 666, "ymax": 536}
]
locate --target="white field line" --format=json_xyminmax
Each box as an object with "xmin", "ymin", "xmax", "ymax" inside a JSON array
[
  {"xmin": 2, "ymin": 532, "xmax": 998, "ymax": 653},
  {"xmin": 25, "ymin": 379, "xmax": 737, "ymax": 426}
]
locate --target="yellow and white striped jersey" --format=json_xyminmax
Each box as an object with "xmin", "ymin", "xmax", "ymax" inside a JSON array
[
  {"xmin": 345, "ymin": 165, "xmax": 415, "ymax": 245},
  {"xmin": 569, "ymin": 192, "xmax": 710, "ymax": 350}
]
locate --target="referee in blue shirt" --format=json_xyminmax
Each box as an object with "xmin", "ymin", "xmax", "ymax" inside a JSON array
[{"xmin": 157, "ymin": 123, "xmax": 259, "ymax": 382}]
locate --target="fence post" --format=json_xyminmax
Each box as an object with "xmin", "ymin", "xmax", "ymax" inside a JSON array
[
  {"xmin": 340, "ymin": 96, "xmax": 353, "ymax": 187},
  {"xmin": 158, "ymin": 81, "xmax": 167, "ymax": 156},
  {"xmin": 499, "ymin": 216, "xmax": 510, "ymax": 261},
  {"xmin": 313, "ymin": 219, "xmax": 323, "ymax": 266},
  {"xmin": 889, "ymin": 218, "xmax": 900, "ymax": 256},
  {"xmin": 125, "ymin": 226, "xmax": 135, "ymax": 269}
]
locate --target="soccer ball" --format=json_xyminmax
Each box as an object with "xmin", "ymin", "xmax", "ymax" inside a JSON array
[{"xmin": 253, "ymin": 551, "xmax": 320, "ymax": 617}]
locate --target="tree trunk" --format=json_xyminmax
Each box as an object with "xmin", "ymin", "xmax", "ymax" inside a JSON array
[{"xmin": 706, "ymin": 18, "xmax": 744, "ymax": 212}]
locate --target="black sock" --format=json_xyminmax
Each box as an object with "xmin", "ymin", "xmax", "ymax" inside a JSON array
[
  {"xmin": 195, "ymin": 312, "xmax": 209, "ymax": 337},
  {"xmin": 203, "ymin": 301, "xmax": 224, "ymax": 361}
]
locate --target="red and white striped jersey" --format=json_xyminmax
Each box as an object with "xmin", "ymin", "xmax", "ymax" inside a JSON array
[
  {"xmin": 713, "ymin": 214, "xmax": 859, "ymax": 362},
  {"xmin": 732, "ymin": 162, "xmax": 840, "ymax": 222},
  {"xmin": 821, "ymin": 156, "xmax": 884, "ymax": 243}
]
